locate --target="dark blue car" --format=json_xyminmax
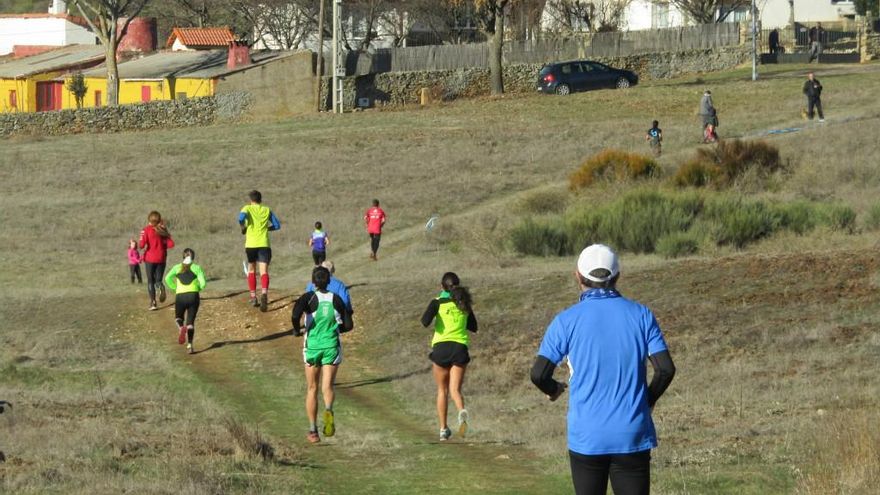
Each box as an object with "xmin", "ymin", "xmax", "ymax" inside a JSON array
[{"xmin": 537, "ymin": 61, "xmax": 639, "ymax": 95}]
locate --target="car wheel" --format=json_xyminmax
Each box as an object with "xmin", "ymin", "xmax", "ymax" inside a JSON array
[
  {"xmin": 555, "ymin": 84, "xmax": 570, "ymax": 96},
  {"xmin": 616, "ymin": 77, "xmax": 631, "ymax": 89}
]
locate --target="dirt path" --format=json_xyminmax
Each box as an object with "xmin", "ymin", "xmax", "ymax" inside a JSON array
[{"xmin": 133, "ymin": 290, "xmax": 568, "ymax": 494}]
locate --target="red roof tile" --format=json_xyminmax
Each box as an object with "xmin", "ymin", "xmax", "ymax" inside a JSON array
[{"xmin": 166, "ymin": 27, "xmax": 236, "ymax": 48}]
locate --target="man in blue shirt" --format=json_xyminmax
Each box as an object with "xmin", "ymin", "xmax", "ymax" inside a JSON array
[
  {"xmin": 530, "ymin": 244, "xmax": 675, "ymax": 495},
  {"xmin": 305, "ymin": 261, "xmax": 352, "ymax": 313}
]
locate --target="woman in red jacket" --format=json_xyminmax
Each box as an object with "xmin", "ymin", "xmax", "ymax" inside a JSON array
[{"xmin": 138, "ymin": 211, "xmax": 175, "ymax": 310}]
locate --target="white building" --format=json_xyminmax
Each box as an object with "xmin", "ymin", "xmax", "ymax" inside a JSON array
[
  {"xmin": 622, "ymin": 1, "xmax": 689, "ymax": 31},
  {"xmin": 760, "ymin": 0, "xmax": 857, "ymax": 29},
  {"xmin": 0, "ymin": 0, "xmax": 97, "ymax": 57}
]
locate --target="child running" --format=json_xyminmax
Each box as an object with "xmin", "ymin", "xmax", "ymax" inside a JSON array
[
  {"xmin": 420, "ymin": 272, "xmax": 477, "ymax": 441},
  {"xmin": 646, "ymin": 120, "xmax": 662, "ymax": 157},
  {"xmin": 292, "ymin": 266, "xmax": 354, "ymax": 444},
  {"xmin": 139, "ymin": 211, "xmax": 175, "ymax": 310},
  {"xmin": 238, "ymin": 190, "xmax": 281, "ymax": 312},
  {"xmin": 309, "ymin": 221, "xmax": 330, "ymax": 266},
  {"xmin": 127, "ymin": 239, "xmax": 142, "ymax": 284},
  {"xmin": 164, "ymin": 248, "xmax": 207, "ymax": 355}
]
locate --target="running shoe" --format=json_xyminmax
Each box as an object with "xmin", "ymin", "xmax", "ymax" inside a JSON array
[
  {"xmin": 260, "ymin": 293, "xmax": 268, "ymax": 312},
  {"xmin": 439, "ymin": 427, "xmax": 452, "ymax": 441},
  {"xmin": 457, "ymin": 409, "xmax": 469, "ymax": 438},
  {"xmin": 178, "ymin": 325, "xmax": 187, "ymax": 345},
  {"xmin": 149, "ymin": 301, "xmax": 158, "ymax": 311},
  {"xmin": 306, "ymin": 431, "xmax": 320, "ymax": 444},
  {"xmin": 249, "ymin": 296, "xmax": 259, "ymax": 307},
  {"xmin": 186, "ymin": 343, "xmax": 194, "ymax": 354},
  {"xmin": 158, "ymin": 285, "xmax": 166, "ymax": 303},
  {"xmin": 323, "ymin": 410, "xmax": 335, "ymax": 437}
]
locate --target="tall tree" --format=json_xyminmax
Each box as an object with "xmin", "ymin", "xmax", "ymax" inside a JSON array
[
  {"xmin": 68, "ymin": 0, "xmax": 151, "ymax": 106},
  {"xmin": 664, "ymin": 0, "xmax": 748, "ymax": 24},
  {"xmin": 853, "ymin": 0, "xmax": 880, "ymax": 16},
  {"xmin": 458, "ymin": 0, "xmax": 512, "ymax": 95}
]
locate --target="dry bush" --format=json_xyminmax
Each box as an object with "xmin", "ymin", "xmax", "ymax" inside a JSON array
[
  {"xmin": 222, "ymin": 417, "xmax": 275, "ymax": 462},
  {"xmin": 569, "ymin": 149, "xmax": 658, "ymax": 190},
  {"xmin": 797, "ymin": 411, "xmax": 880, "ymax": 494},
  {"xmin": 674, "ymin": 139, "xmax": 784, "ymax": 189}
]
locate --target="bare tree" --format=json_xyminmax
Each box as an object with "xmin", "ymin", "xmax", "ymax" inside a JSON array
[
  {"xmin": 411, "ymin": 0, "xmax": 482, "ymax": 44},
  {"xmin": 664, "ymin": 0, "xmax": 748, "ymax": 24},
  {"xmin": 377, "ymin": 3, "xmax": 413, "ymax": 47},
  {"xmin": 226, "ymin": 0, "xmax": 318, "ymax": 49},
  {"xmin": 68, "ymin": 0, "xmax": 151, "ymax": 106},
  {"xmin": 542, "ymin": 0, "xmax": 631, "ymax": 35}
]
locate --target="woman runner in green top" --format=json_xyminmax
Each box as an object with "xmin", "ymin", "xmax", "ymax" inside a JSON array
[
  {"xmin": 164, "ymin": 248, "xmax": 207, "ymax": 355},
  {"xmin": 420, "ymin": 272, "xmax": 477, "ymax": 441},
  {"xmin": 292, "ymin": 266, "xmax": 354, "ymax": 444}
]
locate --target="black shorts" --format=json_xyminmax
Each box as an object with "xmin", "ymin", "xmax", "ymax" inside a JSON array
[
  {"xmin": 245, "ymin": 247, "xmax": 272, "ymax": 264},
  {"xmin": 429, "ymin": 341, "xmax": 470, "ymax": 367}
]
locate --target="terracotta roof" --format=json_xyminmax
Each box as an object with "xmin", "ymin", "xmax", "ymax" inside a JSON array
[
  {"xmin": 0, "ymin": 13, "xmax": 91, "ymax": 30},
  {"xmin": 166, "ymin": 27, "xmax": 236, "ymax": 48}
]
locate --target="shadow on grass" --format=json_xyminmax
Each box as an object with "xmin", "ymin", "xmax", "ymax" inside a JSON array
[
  {"xmin": 336, "ymin": 366, "xmax": 431, "ymax": 389},
  {"xmin": 196, "ymin": 329, "xmax": 293, "ymax": 354},
  {"xmin": 201, "ymin": 290, "xmax": 249, "ymax": 301}
]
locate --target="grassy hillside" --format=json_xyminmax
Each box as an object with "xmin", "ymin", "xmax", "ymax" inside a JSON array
[{"xmin": 1, "ymin": 63, "xmax": 879, "ymax": 493}]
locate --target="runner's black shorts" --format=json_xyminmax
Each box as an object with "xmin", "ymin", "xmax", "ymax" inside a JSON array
[
  {"xmin": 429, "ymin": 341, "xmax": 470, "ymax": 367},
  {"xmin": 245, "ymin": 247, "xmax": 272, "ymax": 264}
]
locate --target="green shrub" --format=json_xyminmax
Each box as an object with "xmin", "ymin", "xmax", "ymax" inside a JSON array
[
  {"xmin": 569, "ymin": 149, "xmax": 658, "ymax": 190},
  {"xmin": 510, "ymin": 218, "xmax": 570, "ymax": 256},
  {"xmin": 676, "ymin": 139, "xmax": 785, "ymax": 189},
  {"xmin": 706, "ymin": 198, "xmax": 781, "ymax": 248},
  {"xmin": 864, "ymin": 204, "xmax": 880, "ymax": 231},
  {"xmin": 775, "ymin": 201, "xmax": 819, "ymax": 235},
  {"xmin": 656, "ymin": 232, "xmax": 700, "ymax": 258},
  {"xmin": 823, "ymin": 205, "xmax": 857, "ymax": 233},
  {"xmin": 591, "ymin": 191, "xmax": 701, "ymax": 253},
  {"xmin": 673, "ymin": 159, "xmax": 720, "ymax": 188}
]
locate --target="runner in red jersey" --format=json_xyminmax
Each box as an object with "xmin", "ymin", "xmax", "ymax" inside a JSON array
[
  {"xmin": 138, "ymin": 211, "xmax": 175, "ymax": 310},
  {"xmin": 364, "ymin": 199, "xmax": 386, "ymax": 261}
]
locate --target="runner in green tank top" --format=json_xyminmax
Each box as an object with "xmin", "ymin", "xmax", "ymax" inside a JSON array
[
  {"xmin": 420, "ymin": 272, "xmax": 478, "ymax": 441},
  {"xmin": 292, "ymin": 266, "xmax": 354, "ymax": 444}
]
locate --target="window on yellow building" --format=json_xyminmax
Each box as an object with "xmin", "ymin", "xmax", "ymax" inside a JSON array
[{"xmin": 9, "ymin": 90, "xmax": 16, "ymax": 110}]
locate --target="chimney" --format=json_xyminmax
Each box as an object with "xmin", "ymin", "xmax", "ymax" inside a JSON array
[
  {"xmin": 49, "ymin": 0, "xmax": 67, "ymax": 15},
  {"xmin": 227, "ymin": 41, "xmax": 251, "ymax": 70}
]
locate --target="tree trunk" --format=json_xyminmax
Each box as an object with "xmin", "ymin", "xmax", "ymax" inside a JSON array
[
  {"xmin": 489, "ymin": 7, "xmax": 505, "ymax": 96},
  {"xmin": 105, "ymin": 43, "xmax": 120, "ymax": 106},
  {"xmin": 314, "ymin": 0, "xmax": 325, "ymax": 112}
]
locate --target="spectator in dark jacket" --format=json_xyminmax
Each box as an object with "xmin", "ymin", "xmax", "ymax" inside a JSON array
[{"xmin": 802, "ymin": 72, "xmax": 824, "ymax": 122}]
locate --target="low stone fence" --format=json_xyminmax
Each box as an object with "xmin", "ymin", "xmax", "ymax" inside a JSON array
[
  {"xmin": 322, "ymin": 46, "xmax": 750, "ymax": 110},
  {"xmin": 0, "ymin": 92, "xmax": 252, "ymax": 137}
]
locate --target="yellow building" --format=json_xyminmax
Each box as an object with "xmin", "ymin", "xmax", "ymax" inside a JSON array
[{"xmin": 0, "ymin": 45, "xmax": 103, "ymax": 113}]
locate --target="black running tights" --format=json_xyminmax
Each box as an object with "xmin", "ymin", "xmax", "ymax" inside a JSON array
[
  {"xmin": 175, "ymin": 292, "xmax": 200, "ymax": 342},
  {"xmin": 370, "ymin": 233, "xmax": 381, "ymax": 255},
  {"xmin": 569, "ymin": 450, "xmax": 651, "ymax": 495},
  {"xmin": 144, "ymin": 262, "xmax": 166, "ymax": 300},
  {"xmin": 130, "ymin": 264, "xmax": 142, "ymax": 283}
]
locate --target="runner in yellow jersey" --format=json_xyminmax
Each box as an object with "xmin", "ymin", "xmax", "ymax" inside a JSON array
[
  {"xmin": 164, "ymin": 248, "xmax": 207, "ymax": 355},
  {"xmin": 238, "ymin": 190, "xmax": 281, "ymax": 312},
  {"xmin": 420, "ymin": 272, "xmax": 478, "ymax": 441}
]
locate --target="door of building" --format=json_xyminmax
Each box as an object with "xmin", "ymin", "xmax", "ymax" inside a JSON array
[{"xmin": 36, "ymin": 82, "xmax": 63, "ymax": 112}]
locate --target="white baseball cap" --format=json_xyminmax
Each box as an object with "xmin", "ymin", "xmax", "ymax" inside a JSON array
[
  {"xmin": 577, "ymin": 244, "xmax": 619, "ymax": 282},
  {"xmin": 183, "ymin": 256, "xmax": 193, "ymax": 265}
]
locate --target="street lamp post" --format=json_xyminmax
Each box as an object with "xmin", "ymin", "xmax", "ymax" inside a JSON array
[
  {"xmin": 332, "ymin": 0, "xmax": 344, "ymax": 113},
  {"xmin": 752, "ymin": 0, "xmax": 758, "ymax": 81}
]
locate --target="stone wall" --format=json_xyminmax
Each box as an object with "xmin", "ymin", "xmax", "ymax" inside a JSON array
[
  {"xmin": 0, "ymin": 92, "xmax": 251, "ymax": 137},
  {"xmin": 322, "ymin": 46, "xmax": 750, "ymax": 110},
  {"xmin": 862, "ymin": 31, "xmax": 880, "ymax": 62},
  {"xmin": 216, "ymin": 51, "xmax": 314, "ymax": 116}
]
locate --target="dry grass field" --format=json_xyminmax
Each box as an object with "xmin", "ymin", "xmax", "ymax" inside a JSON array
[{"xmin": 1, "ymin": 62, "xmax": 879, "ymax": 494}]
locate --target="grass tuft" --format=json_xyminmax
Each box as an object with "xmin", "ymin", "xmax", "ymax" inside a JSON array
[
  {"xmin": 223, "ymin": 417, "xmax": 275, "ymax": 462},
  {"xmin": 673, "ymin": 139, "xmax": 785, "ymax": 189}
]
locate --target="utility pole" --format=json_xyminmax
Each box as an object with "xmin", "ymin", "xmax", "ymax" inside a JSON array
[
  {"xmin": 331, "ymin": 0, "xmax": 344, "ymax": 113},
  {"xmin": 752, "ymin": 0, "xmax": 758, "ymax": 81},
  {"xmin": 314, "ymin": 0, "xmax": 325, "ymax": 112}
]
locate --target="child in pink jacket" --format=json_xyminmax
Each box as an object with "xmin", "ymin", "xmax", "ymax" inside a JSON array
[{"xmin": 128, "ymin": 239, "xmax": 143, "ymax": 284}]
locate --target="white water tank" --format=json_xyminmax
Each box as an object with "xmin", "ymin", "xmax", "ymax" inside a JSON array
[{"xmin": 49, "ymin": 0, "xmax": 67, "ymax": 15}]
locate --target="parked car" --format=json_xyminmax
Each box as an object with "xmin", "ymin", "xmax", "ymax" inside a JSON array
[{"xmin": 537, "ymin": 61, "xmax": 638, "ymax": 95}]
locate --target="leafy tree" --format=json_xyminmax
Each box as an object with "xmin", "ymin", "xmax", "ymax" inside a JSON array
[
  {"xmin": 68, "ymin": 0, "xmax": 151, "ymax": 106},
  {"xmin": 66, "ymin": 72, "xmax": 88, "ymax": 108},
  {"xmin": 853, "ymin": 0, "xmax": 880, "ymax": 16}
]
